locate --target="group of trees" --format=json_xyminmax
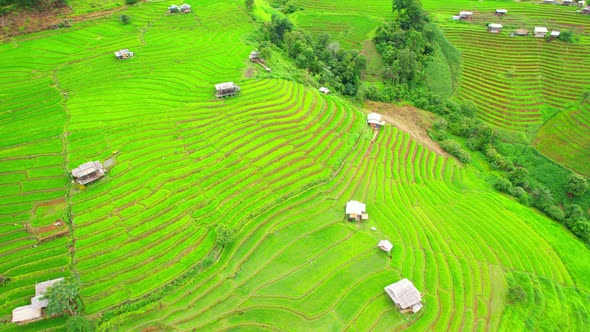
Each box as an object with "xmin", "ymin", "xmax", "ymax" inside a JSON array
[
  {"xmin": 0, "ymin": 0, "xmax": 68, "ymax": 11},
  {"xmin": 261, "ymin": 14, "xmax": 367, "ymax": 96}
]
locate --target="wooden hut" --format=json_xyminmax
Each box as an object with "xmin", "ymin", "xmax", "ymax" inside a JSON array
[
  {"xmin": 488, "ymin": 23, "xmax": 503, "ymax": 33},
  {"xmin": 72, "ymin": 161, "xmax": 105, "ymax": 185},
  {"xmin": 384, "ymin": 278, "xmax": 423, "ymax": 313},
  {"xmin": 319, "ymin": 87, "xmax": 330, "ymax": 94},
  {"xmin": 249, "ymin": 51, "xmax": 259, "ymax": 61},
  {"xmin": 367, "ymin": 112, "xmax": 384, "ymax": 129},
  {"xmin": 12, "ymin": 278, "xmax": 64, "ymax": 323},
  {"xmin": 180, "ymin": 4, "xmax": 191, "ymax": 13},
  {"xmin": 215, "ymin": 82, "xmax": 240, "ymax": 98},
  {"xmin": 578, "ymin": 1, "xmax": 586, "ymax": 7},
  {"xmin": 495, "ymin": 9, "xmax": 508, "ymax": 16},
  {"xmin": 582, "ymin": 6, "xmax": 590, "ymax": 13},
  {"xmin": 534, "ymin": 26, "xmax": 548, "ymax": 38},
  {"xmin": 514, "ymin": 28, "xmax": 529, "ymax": 36},
  {"xmin": 551, "ymin": 30, "xmax": 561, "ymax": 38},
  {"xmin": 168, "ymin": 5, "xmax": 180, "ymax": 13},
  {"xmin": 378, "ymin": 240, "xmax": 393, "ymax": 253},
  {"xmin": 543, "ymin": 0, "xmax": 556, "ymax": 4},
  {"xmin": 114, "ymin": 49, "xmax": 134, "ymax": 60},
  {"xmin": 459, "ymin": 11, "xmax": 473, "ymax": 19},
  {"xmin": 345, "ymin": 200, "xmax": 368, "ymax": 221},
  {"xmin": 562, "ymin": 0, "xmax": 574, "ymax": 5}
]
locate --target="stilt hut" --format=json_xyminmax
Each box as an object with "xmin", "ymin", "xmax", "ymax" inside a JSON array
[
  {"xmin": 215, "ymin": 82, "xmax": 240, "ymax": 98},
  {"xmin": 378, "ymin": 240, "xmax": 393, "ymax": 253},
  {"xmin": 534, "ymin": 27, "xmax": 548, "ymax": 38},
  {"xmin": 72, "ymin": 161, "xmax": 105, "ymax": 185},
  {"xmin": 319, "ymin": 87, "xmax": 330, "ymax": 94},
  {"xmin": 495, "ymin": 9, "xmax": 508, "ymax": 16},
  {"xmin": 367, "ymin": 112, "xmax": 384, "ymax": 129},
  {"xmin": 115, "ymin": 49, "xmax": 134, "ymax": 59},
  {"xmin": 384, "ymin": 278, "xmax": 423, "ymax": 313},
  {"xmin": 488, "ymin": 23, "xmax": 503, "ymax": 33},
  {"xmin": 459, "ymin": 11, "xmax": 473, "ymax": 20},
  {"xmin": 180, "ymin": 4, "xmax": 191, "ymax": 13},
  {"xmin": 168, "ymin": 5, "xmax": 180, "ymax": 13},
  {"xmin": 345, "ymin": 200, "xmax": 368, "ymax": 221}
]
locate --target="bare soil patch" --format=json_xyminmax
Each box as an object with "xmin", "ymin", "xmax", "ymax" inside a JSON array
[{"xmin": 364, "ymin": 101, "xmax": 448, "ymax": 157}]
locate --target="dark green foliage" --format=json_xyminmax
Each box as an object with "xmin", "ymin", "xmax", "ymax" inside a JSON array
[
  {"xmin": 440, "ymin": 139, "xmax": 471, "ymax": 163},
  {"xmin": 262, "ymin": 19, "xmax": 365, "ymax": 96},
  {"xmin": 392, "ymin": 0, "xmax": 427, "ymax": 31},
  {"xmin": 566, "ymin": 173, "xmax": 588, "ymax": 196},
  {"xmin": 216, "ymin": 224, "xmax": 235, "ymax": 247},
  {"xmin": 2, "ymin": 0, "xmax": 68, "ymax": 10},
  {"xmin": 66, "ymin": 316, "xmax": 95, "ymax": 332},
  {"xmin": 566, "ymin": 218, "xmax": 590, "ymax": 242},
  {"xmin": 259, "ymin": 43, "xmax": 272, "ymax": 62},
  {"xmin": 125, "ymin": 0, "xmax": 139, "ymax": 6},
  {"xmin": 43, "ymin": 278, "xmax": 82, "ymax": 316},
  {"xmin": 120, "ymin": 15, "xmax": 130, "ymax": 25},
  {"xmin": 565, "ymin": 204, "xmax": 586, "ymax": 221},
  {"xmin": 509, "ymin": 167, "xmax": 529, "ymax": 187},
  {"xmin": 245, "ymin": 0, "xmax": 254, "ymax": 10},
  {"xmin": 495, "ymin": 177, "xmax": 513, "ymax": 194},
  {"xmin": 546, "ymin": 205, "xmax": 565, "ymax": 222},
  {"xmin": 507, "ymin": 285, "xmax": 527, "ymax": 304},
  {"xmin": 558, "ymin": 30, "xmax": 573, "ymax": 43},
  {"xmin": 531, "ymin": 185, "xmax": 554, "ymax": 210}
]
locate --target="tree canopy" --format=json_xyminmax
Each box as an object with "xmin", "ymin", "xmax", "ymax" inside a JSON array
[{"xmin": 43, "ymin": 278, "xmax": 83, "ymax": 316}]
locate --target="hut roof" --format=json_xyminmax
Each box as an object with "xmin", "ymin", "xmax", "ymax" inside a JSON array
[
  {"xmin": 367, "ymin": 112, "xmax": 382, "ymax": 124},
  {"xmin": 319, "ymin": 87, "xmax": 330, "ymax": 94},
  {"xmin": 11, "ymin": 305, "xmax": 42, "ymax": 323},
  {"xmin": 114, "ymin": 49, "xmax": 130, "ymax": 57},
  {"xmin": 534, "ymin": 26, "xmax": 548, "ymax": 33},
  {"xmin": 72, "ymin": 161, "xmax": 103, "ymax": 178},
  {"xmin": 514, "ymin": 28, "xmax": 529, "ymax": 35},
  {"xmin": 215, "ymin": 82, "xmax": 238, "ymax": 91},
  {"xmin": 181, "ymin": 4, "xmax": 191, "ymax": 9},
  {"xmin": 345, "ymin": 200, "xmax": 366, "ymax": 215},
  {"xmin": 459, "ymin": 11, "xmax": 473, "ymax": 16},
  {"xmin": 169, "ymin": 5, "xmax": 179, "ymax": 9},
  {"xmin": 496, "ymin": 9, "xmax": 508, "ymax": 14},
  {"xmin": 384, "ymin": 278, "xmax": 422, "ymax": 310},
  {"xmin": 378, "ymin": 240, "xmax": 393, "ymax": 252},
  {"xmin": 488, "ymin": 23, "xmax": 503, "ymax": 29},
  {"xmin": 551, "ymin": 30, "xmax": 560, "ymax": 37}
]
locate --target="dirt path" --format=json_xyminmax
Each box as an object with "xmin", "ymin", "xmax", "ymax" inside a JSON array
[{"xmin": 363, "ymin": 101, "xmax": 448, "ymax": 157}]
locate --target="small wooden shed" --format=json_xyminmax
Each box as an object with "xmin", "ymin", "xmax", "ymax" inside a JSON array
[
  {"xmin": 582, "ymin": 6, "xmax": 590, "ymax": 14},
  {"xmin": 551, "ymin": 30, "xmax": 561, "ymax": 38},
  {"xmin": 249, "ymin": 51, "xmax": 260, "ymax": 61},
  {"xmin": 514, "ymin": 28, "xmax": 529, "ymax": 36},
  {"xmin": 319, "ymin": 87, "xmax": 330, "ymax": 94},
  {"xmin": 562, "ymin": 0, "xmax": 573, "ymax": 5},
  {"xmin": 181, "ymin": 4, "xmax": 191, "ymax": 13},
  {"xmin": 115, "ymin": 49, "xmax": 134, "ymax": 60},
  {"xmin": 367, "ymin": 112, "xmax": 384, "ymax": 129},
  {"xmin": 495, "ymin": 9, "xmax": 508, "ymax": 16},
  {"xmin": 345, "ymin": 200, "xmax": 368, "ymax": 221},
  {"xmin": 459, "ymin": 11, "xmax": 473, "ymax": 19},
  {"xmin": 215, "ymin": 82, "xmax": 240, "ymax": 98},
  {"xmin": 488, "ymin": 23, "xmax": 503, "ymax": 33},
  {"xmin": 384, "ymin": 278, "xmax": 423, "ymax": 313},
  {"xmin": 534, "ymin": 26, "xmax": 548, "ymax": 38},
  {"xmin": 378, "ymin": 240, "xmax": 393, "ymax": 253},
  {"xmin": 168, "ymin": 5, "xmax": 180, "ymax": 13},
  {"xmin": 543, "ymin": 0, "xmax": 556, "ymax": 4},
  {"xmin": 72, "ymin": 161, "xmax": 105, "ymax": 185}
]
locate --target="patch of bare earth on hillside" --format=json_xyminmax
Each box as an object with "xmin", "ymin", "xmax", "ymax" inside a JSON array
[
  {"xmin": 0, "ymin": 5, "xmax": 131, "ymax": 41},
  {"xmin": 364, "ymin": 100, "xmax": 448, "ymax": 157}
]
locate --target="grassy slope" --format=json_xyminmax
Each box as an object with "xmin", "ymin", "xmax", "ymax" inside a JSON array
[{"xmin": 0, "ymin": 1, "xmax": 589, "ymax": 331}]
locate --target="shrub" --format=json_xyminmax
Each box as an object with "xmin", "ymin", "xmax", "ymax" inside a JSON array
[
  {"xmin": 440, "ymin": 139, "xmax": 471, "ymax": 163},
  {"xmin": 566, "ymin": 173, "xmax": 588, "ymax": 196},
  {"xmin": 507, "ymin": 285, "xmax": 527, "ymax": 304},
  {"xmin": 120, "ymin": 15, "xmax": 130, "ymax": 25},
  {"xmin": 545, "ymin": 205, "xmax": 565, "ymax": 222},
  {"xmin": 494, "ymin": 178, "xmax": 513, "ymax": 193},
  {"xmin": 511, "ymin": 186, "xmax": 526, "ymax": 198},
  {"xmin": 531, "ymin": 185, "xmax": 554, "ymax": 210},
  {"xmin": 508, "ymin": 167, "xmax": 528, "ymax": 187},
  {"xmin": 125, "ymin": 0, "xmax": 139, "ymax": 5},
  {"xmin": 66, "ymin": 316, "xmax": 95, "ymax": 332},
  {"xmin": 565, "ymin": 204, "xmax": 585, "ymax": 220},
  {"xmin": 215, "ymin": 224, "xmax": 234, "ymax": 247}
]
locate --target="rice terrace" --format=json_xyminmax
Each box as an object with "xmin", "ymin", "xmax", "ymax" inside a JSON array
[{"xmin": 1, "ymin": 0, "xmax": 590, "ymax": 331}]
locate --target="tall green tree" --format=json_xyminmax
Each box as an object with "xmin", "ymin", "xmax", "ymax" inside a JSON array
[{"xmin": 43, "ymin": 278, "xmax": 82, "ymax": 316}]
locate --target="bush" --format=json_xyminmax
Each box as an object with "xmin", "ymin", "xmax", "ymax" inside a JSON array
[
  {"xmin": 439, "ymin": 139, "xmax": 471, "ymax": 163},
  {"xmin": 508, "ymin": 167, "xmax": 528, "ymax": 187},
  {"xmin": 531, "ymin": 185, "xmax": 554, "ymax": 210},
  {"xmin": 511, "ymin": 186, "xmax": 526, "ymax": 198},
  {"xmin": 507, "ymin": 285, "xmax": 527, "ymax": 304},
  {"xmin": 545, "ymin": 205, "xmax": 565, "ymax": 222},
  {"xmin": 66, "ymin": 316, "xmax": 94, "ymax": 332},
  {"xmin": 566, "ymin": 173, "xmax": 588, "ymax": 196},
  {"xmin": 494, "ymin": 178, "xmax": 513, "ymax": 193},
  {"xmin": 565, "ymin": 204, "xmax": 585, "ymax": 220},
  {"xmin": 125, "ymin": 0, "xmax": 139, "ymax": 5},
  {"xmin": 120, "ymin": 15, "xmax": 130, "ymax": 25}
]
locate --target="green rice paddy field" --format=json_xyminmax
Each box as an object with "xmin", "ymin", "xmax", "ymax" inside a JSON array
[
  {"xmin": 290, "ymin": 0, "xmax": 590, "ymax": 175},
  {"xmin": 1, "ymin": 0, "xmax": 590, "ymax": 331}
]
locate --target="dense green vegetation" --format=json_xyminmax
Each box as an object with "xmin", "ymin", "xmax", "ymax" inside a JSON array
[{"xmin": 1, "ymin": 0, "xmax": 590, "ymax": 331}]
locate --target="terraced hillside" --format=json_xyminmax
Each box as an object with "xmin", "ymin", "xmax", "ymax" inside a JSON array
[
  {"xmin": 109, "ymin": 119, "xmax": 590, "ymax": 331},
  {"xmin": 1, "ymin": 1, "xmax": 590, "ymax": 331}
]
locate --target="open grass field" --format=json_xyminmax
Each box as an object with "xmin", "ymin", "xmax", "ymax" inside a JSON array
[{"xmin": 1, "ymin": 0, "xmax": 590, "ymax": 331}]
